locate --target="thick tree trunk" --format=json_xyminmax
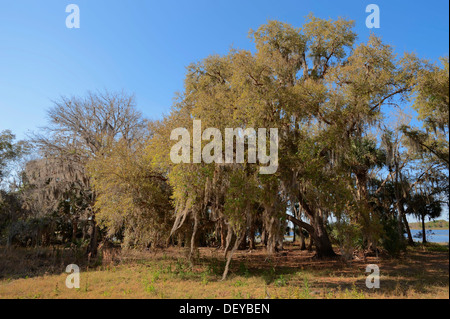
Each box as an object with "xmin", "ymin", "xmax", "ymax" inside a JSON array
[
  {"xmin": 287, "ymin": 214, "xmax": 336, "ymax": 257},
  {"xmin": 266, "ymin": 231, "xmax": 277, "ymax": 254},
  {"xmin": 313, "ymin": 220, "xmax": 336, "ymax": 258},
  {"xmin": 238, "ymin": 232, "xmax": 248, "ymax": 250},
  {"xmin": 263, "ymin": 207, "xmax": 281, "ymax": 255},
  {"xmin": 296, "ymin": 191, "xmax": 336, "ymax": 257}
]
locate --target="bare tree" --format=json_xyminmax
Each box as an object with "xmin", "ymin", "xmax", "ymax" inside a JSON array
[{"xmin": 30, "ymin": 90, "xmax": 146, "ymax": 256}]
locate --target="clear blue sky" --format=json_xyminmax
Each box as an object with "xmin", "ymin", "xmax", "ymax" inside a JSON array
[{"xmin": 0, "ymin": 0, "xmax": 448, "ymax": 141}]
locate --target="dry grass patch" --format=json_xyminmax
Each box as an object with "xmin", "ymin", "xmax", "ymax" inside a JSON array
[{"xmin": 0, "ymin": 244, "xmax": 448, "ymax": 299}]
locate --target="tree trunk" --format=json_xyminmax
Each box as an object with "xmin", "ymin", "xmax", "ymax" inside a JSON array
[
  {"xmin": 394, "ymin": 161, "xmax": 407, "ymax": 245},
  {"xmin": 222, "ymin": 232, "xmax": 244, "ymax": 281},
  {"xmin": 313, "ymin": 225, "xmax": 336, "ymax": 258},
  {"xmin": 396, "ymin": 199, "xmax": 407, "ymax": 243},
  {"xmin": 189, "ymin": 214, "xmax": 199, "ymax": 264},
  {"xmin": 72, "ymin": 217, "xmax": 78, "ymax": 243},
  {"xmin": 421, "ymin": 215, "xmax": 427, "ymax": 244},
  {"xmin": 292, "ymin": 225, "xmax": 296, "ymax": 243},
  {"xmin": 307, "ymin": 236, "xmax": 314, "ymax": 251},
  {"xmin": 248, "ymin": 225, "xmax": 256, "ymax": 250},
  {"xmin": 356, "ymin": 171, "xmax": 374, "ymax": 249},
  {"xmin": 220, "ymin": 221, "xmax": 226, "ymax": 249},
  {"xmin": 88, "ymin": 215, "xmax": 98, "ymax": 258},
  {"xmin": 287, "ymin": 214, "xmax": 335, "ymax": 257},
  {"xmin": 261, "ymin": 229, "xmax": 267, "ymax": 247},
  {"xmin": 176, "ymin": 233, "xmax": 183, "ymax": 248},
  {"xmin": 299, "ymin": 229, "xmax": 307, "ymax": 250},
  {"xmin": 402, "ymin": 214, "xmax": 414, "ymax": 246},
  {"xmin": 239, "ymin": 232, "xmax": 248, "ymax": 250},
  {"xmin": 296, "ymin": 191, "xmax": 336, "ymax": 257},
  {"xmin": 224, "ymin": 226, "xmax": 233, "ymax": 258}
]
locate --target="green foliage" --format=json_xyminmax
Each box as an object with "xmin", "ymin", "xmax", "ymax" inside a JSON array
[
  {"xmin": 401, "ymin": 57, "xmax": 449, "ymax": 170},
  {"xmin": 380, "ymin": 218, "xmax": 406, "ymax": 257},
  {"xmin": 4, "ymin": 216, "xmax": 56, "ymax": 247},
  {"xmin": 407, "ymin": 193, "xmax": 442, "ymax": 223},
  {"xmin": 0, "ymin": 130, "xmax": 29, "ymax": 184},
  {"xmin": 88, "ymin": 139, "xmax": 173, "ymax": 248},
  {"xmin": 238, "ymin": 262, "xmax": 250, "ymax": 278},
  {"xmin": 330, "ymin": 221, "xmax": 363, "ymax": 260},
  {"xmin": 414, "ymin": 57, "xmax": 449, "ymax": 132}
]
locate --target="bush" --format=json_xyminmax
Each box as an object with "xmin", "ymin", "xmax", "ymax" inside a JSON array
[{"xmin": 380, "ymin": 218, "xmax": 406, "ymax": 256}]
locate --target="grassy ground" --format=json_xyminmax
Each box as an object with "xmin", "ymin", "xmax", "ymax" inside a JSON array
[{"xmin": 0, "ymin": 243, "xmax": 448, "ymax": 299}]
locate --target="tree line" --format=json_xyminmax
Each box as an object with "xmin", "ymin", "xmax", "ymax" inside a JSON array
[{"xmin": 1, "ymin": 16, "xmax": 448, "ymax": 280}]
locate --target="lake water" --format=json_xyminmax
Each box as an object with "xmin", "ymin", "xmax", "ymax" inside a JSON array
[
  {"xmin": 409, "ymin": 229, "xmax": 449, "ymax": 243},
  {"xmin": 284, "ymin": 230, "xmax": 449, "ymax": 243}
]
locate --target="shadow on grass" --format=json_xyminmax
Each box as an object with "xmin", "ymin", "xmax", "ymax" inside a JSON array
[
  {"xmin": 0, "ymin": 246, "xmax": 105, "ymax": 280},
  {"xmin": 197, "ymin": 244, "xmax": 449, "ymax": 296}
]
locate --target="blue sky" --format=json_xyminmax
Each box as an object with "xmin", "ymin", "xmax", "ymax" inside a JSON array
[{"xmin": 0, "ymin": 0, "xmax": 448, "ymax": 140}]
